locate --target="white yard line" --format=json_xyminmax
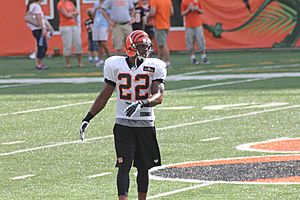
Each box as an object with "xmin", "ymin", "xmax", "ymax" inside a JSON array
[
  {"xmin": 0, "ymin": 77, "xmax": 104, "ymax": 84},
  {"xmin": 1, "ymin": 141, "xmax": 25, "ymax": 145},
  {"xmin": 0, "ymin": 101, "xmax": 94, "ymax": 117},
  {"xmin": 0, "ymin": 78, "xmax": 263, "ymax": 117},
  {"xmin": 87, "ymin": 172, "xmax": 112, "ymax": 179},
  {"xmin": 155, "ymin": 106, "xmax": 195, "ymax": 110},
  {"xmin": 11, "ymin": 174, "xmax": 35, "ymax": 180},
  {"xmin": 200, "ymin": 137, "xmax": 221, "ymax": 142},
  {"xmin": 1, "ymin": 105, "xmax": 299, "ymax": 157},
  {"xmin": 168, "ymin": 78, "xmax": 266, "ymax": 91},
  {"xmin": 0, "ymin": 83, "xmax": 40, "ymax": 89},
  {"xmin": 0, "ymin": 135, "xmax": 113, "ymax": 156},
  {"xmin": 158, "ymin": 105, "xmax": 300, "ymax": 131},
  {"xmin": 146, "ymin": 182, "xmax": 214, "ymax": 200},
  {"xmin": 173, "ymin": 63, "xmax": 300, "ymax": 76}
]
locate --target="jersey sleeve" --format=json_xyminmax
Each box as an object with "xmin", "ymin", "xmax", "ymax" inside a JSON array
[
  {"xmin": 103, "ymin": 57, "xmax": 117, "ymax": 86},
  {"xmin": 153, "ymin": 59, "xmax": 167, "ymax": 83}
]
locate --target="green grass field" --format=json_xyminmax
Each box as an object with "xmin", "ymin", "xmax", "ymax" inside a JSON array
[{"xmin": 1, "ymin": 50, "xmax": 300, "ymax": 199}]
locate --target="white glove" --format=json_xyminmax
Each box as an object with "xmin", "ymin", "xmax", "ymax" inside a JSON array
[
  {"xmin": 79, "ymin": 121, "xmax": 89, "ymax": 141},
  {"xmin": 124, "ymin": 101, "xmax": 143, "ymax": 117}
]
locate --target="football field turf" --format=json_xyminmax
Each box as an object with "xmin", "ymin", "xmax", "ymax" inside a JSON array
[{"xmin": 0, "ymin": 50, "xmax": 300, "ymax": 199}]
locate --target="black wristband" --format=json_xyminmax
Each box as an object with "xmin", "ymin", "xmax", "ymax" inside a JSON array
[
  {"xmin": 83, "ymin": 111, "xmax": 94, "ymax": 122},
  {"xmin": 140, "ymin": 99, "xmax": 150, "ymax": 107}
]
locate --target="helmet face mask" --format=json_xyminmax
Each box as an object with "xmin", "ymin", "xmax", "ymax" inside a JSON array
[
  {"xmin": 135, "ymin": 42, "xmax": 153, "ymax": 59},
  {"xmin": 126, "ymin": 30, "xmax": 153, "ymax": 59}
]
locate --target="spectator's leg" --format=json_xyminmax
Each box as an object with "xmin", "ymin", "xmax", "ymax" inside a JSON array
[
  {"xmin": 101, "ymin": 41, "xmax": 110, "ymax": 57},
  {"xmin": 98, "ymin": 41, "xmax": 104, "ymax": 61},
  {"xmin": 72, "ymin": 26, "xmax": 83, "ymax": 67},
  {"xmin": 112, "ymin": 25, "xmax": 123, "ymax": 53},
  {"xmin": 60, "ymin": 26, "xmax": 73, "ymax": 68},
  {"xmin": 155, "ymin": 29, "xmax": 170, "ymax": 66},
  {"xmin": 32, "ymin": 30, "xmax": 47, "ymax": 69}
]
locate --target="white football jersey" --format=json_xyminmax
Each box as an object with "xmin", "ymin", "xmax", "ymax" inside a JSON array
[{"xmin": 104, "ymin": 56, "xmax": 167, "ymax": 121}]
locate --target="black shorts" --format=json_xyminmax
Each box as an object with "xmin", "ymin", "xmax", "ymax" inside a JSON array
[{"xmin": 113, "ymin": 123, "xmax": 161, "ymax": 169}]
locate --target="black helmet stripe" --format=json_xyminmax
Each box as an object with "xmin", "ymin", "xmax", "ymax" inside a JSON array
[{"xmin": 132, "ymin": 32, "xmax": 146, "ymax": 43}]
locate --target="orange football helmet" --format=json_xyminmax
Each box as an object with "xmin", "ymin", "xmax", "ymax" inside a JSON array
[{"xmin": 125, "ymin": 30, "xmax": 153, "ymax": 58}]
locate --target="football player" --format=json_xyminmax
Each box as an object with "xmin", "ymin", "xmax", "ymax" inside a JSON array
[{"xmin": 79, "ymin": 30, "xmax": 167, "ymax": 200}]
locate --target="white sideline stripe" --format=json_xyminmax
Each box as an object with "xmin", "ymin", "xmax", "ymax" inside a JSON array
[
  {"xmin": 0, "ymin": 101, "xmax": 94, "ymax": 117},
  {"xmin": 158, "ymin": 105, "xmax": 300, "ymax": 131},
  {"xmin": 0, "ymin": 78, "xmax": 263, "ymax": 117},
  {"xmin": 0, "ymin": 135, "xmax": 113, "ymax": 156},
  {"xmin": 87, "ymin": 172, "xmax": 112, "ymax": 179},
  {"xmin": 175, "ymin": 63, "xmax": 300, "ymax": 77},
  {"xmin": 200, "ymin": 137, "xmax": 221, "ymax": 142},
  {"xmin": 1, "ymin": 66, "xmax": 300, "ymax": 84},
  {"xmin": 0, "ymin": 77, "xmax": 105, "ymax": 84},
  {"xmin": 2, "ymin": 141, "xmax": 25, "ymax": 145},
  {"xmin": 0, "ymin": 83, "xmax": 39, "ymax": 89},
  {"xmin": 11, "ymin": 174, "xmax": 35, "ymax": 180},
  {"xmin": 146, "ymin": 182, "xmax": 214, "ymax": 200},
  {"xmin": 167, "ymin": 73, "xmax": 300, "ymax": 82},
  {"xmin": 1, "ymin": 105, "xmax": 299, "ymax": 157},
  {"xmin": 170, "ymin": 78, "xmax": 266, "ymax": 91}
]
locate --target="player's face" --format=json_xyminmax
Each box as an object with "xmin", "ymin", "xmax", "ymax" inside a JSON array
[{"xmin": 136, "ymin": 43, "xmax": 152, "ymax": 58}]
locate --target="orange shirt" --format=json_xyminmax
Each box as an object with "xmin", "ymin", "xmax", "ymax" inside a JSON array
[
  {"xmin": 57, "ymin": 0, "xmax": 77, "ymax": 26},
  {"xmin": 150, "ymin": 0, "xmax": 172, "ymax": 30},
  {"xmin": 181, "ymin": 0, "xmax": 203, "ymax": 28}
]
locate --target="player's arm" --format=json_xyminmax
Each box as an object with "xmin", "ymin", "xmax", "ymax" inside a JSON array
[
  {"xmin": 147, "ymin": 80, "xmax": 165, "ymax": 107},
  {"xmin": 58, "ymin": 7, "xmax": 74, "ymax": 18},
  {"xmin": 89, "ymin": 83, "xmax": 115, "ymax": 116},
  {"xmin": 170, "ymin": 3, "xmax": 174, "ymax": 16},
  {"xmin": 149, "ymin": 5, "xmax": 156, "ymax": 17},
  {"xmin": 181, "ymin": 3, "xmax": 192, "ymax": 17},
  {"xmin": 101, "ymin": 8, "xmax": 115, "ymax": 27},
  {"xmin": 194, "ymin": 4, "xmax": 203, "ymax": 14},
  {"xmin": 129, "ymin": 8, "xmax": 136, "ymax": 24},
  {"xmin": 79, "ymin": 83, "xmax": 115, "ymax": 140}
]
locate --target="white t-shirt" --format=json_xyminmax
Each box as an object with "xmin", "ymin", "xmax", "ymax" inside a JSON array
[
  {"xmin": 27, "ymin": 3, "xmax": 45, "ymax": 31},
  {"xmin": 104, "ymin": 56, "xmax": 167, "ymax": 121}
]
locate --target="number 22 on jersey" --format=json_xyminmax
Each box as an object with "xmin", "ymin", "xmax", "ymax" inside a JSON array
[{"xmin": 118, "ymin": 73, "xmax": 150, "ymax": 101}]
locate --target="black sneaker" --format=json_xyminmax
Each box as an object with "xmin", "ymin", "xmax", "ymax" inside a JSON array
[
  {"xmin": 201, "ymin": 57, "xmax": 210, "ymax": 64},
  {"xmin": 191, "ymin": 58, "xmax": 200, "ymax": 65}
]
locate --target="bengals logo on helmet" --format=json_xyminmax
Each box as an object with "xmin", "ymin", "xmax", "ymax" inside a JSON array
[{"xmin": 125, "ymin": 30, "xmax": 153, "ymax": 58}]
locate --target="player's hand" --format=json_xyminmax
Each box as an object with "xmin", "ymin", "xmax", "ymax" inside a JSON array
[
  {"xmin": 124, "ymin": 101, "xmax": 143, "ymax": 117},
  {"xmin": 79, "ymin": 121, "xmax": 89, "ymax": 141}
]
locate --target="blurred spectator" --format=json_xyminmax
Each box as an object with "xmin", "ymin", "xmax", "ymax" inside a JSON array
[
  {"xmin": 26, "ymin": 0, "xmax": 53, "ymax": 70},
  {"xmin": 102, "ymin": 0, "xmax": 135, "ymax": 53},
  {"xmin": 132, "ymin": 1, "xmax": 146, "ymax": 31},
  {"xmin": 181, "ymin": 0, "xmax": 209, "ymax": 64},
  {"xmin": 93, "ymin": 0, "xmax": 111, "ymax": 67},
  {"xmin": 57, "ymin": 0, "xmax": 83, "ymax": 68},
  {"xmin": 84, "ymin": 8, "xmax": 99, "ymax": 64},
  {"xmin": 150, "ymin": 0, "xmax": 173, "ymax": 67},
  {"xmin": 28, "ymin": 50, "xmax": 36, "ymax": 60},
  {"xmin": 141, "ymin": 0, "xmax": 154, "ymax": 39}
]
